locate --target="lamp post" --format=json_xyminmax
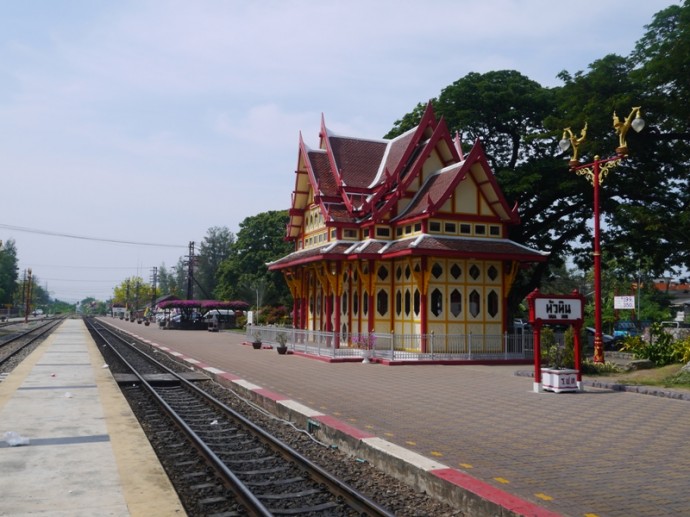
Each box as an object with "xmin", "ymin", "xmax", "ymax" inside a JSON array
[{"xmin": 559, "ymin": 107, "xmax": 645, "ymax": 364}]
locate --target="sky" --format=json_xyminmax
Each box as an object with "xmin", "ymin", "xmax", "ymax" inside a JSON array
[{"xmin": 0, "ymin": 0, "xmax": 679, "ymax": 303}]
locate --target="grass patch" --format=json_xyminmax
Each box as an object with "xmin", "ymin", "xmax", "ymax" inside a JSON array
[{"xmin": 592, "ymin": 363, "xmax": 690, "ymax": 391}]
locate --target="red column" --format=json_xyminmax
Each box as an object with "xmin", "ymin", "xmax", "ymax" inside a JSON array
[
  {"xmin": 333, "ymin": 263, "xmax": 341, "ymax": 348},
  {"xmin": 420, "ymin": 256, "xmax": 428, "ymax": 352},
  {"xmin": 368, "ymin": 260, "xmax": 375, "ymax": 333},
  {"xmin": 592, "ymin": 159, "xmax": 605, "ymax": 364},
  {"xmin": 574, "ymin": 322, "xmax": 582, "ymax": 386}
]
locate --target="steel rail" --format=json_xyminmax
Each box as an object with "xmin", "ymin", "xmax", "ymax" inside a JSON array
[
  {"xmin": 0, "ymin": 317, "xmax": 65, "ymax": 368},
  {"xmin": 89, "ymin": 318, "xmax": 396, "ymax": 516}
]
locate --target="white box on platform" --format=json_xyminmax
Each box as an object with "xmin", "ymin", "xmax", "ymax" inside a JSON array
[{"xmin": 541, "ymin": 368, "xmax": 579, "ymax": 393}]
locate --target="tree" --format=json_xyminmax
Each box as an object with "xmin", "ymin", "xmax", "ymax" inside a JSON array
[
  {"xmin": 386, "ymin": 70, "xmax": 577, "ymax": 313},
  {"xmin": 385, "ymin": 1, "xmax": 690, "ymax": 316},
  {"xmin": 624, "ymin": 0, "xmax": 690, "ymax": 273},
  {"xmin": 156, "ymin": 264, "xmax": 177, "ymax": 297},
  {"xmin": 215, "ymin": 210, "xmax": 293, "ymax": 308},
  {"xmin": 0, "ymin": 239, "xmax": 19, "ymax": 306},
  {"xmin": 112, "ymin": 276, "xmax": 157, "ymax": 312},
  {"xmin": 196, "ymin": 226, "xmax": 235, "ymax": 298}
]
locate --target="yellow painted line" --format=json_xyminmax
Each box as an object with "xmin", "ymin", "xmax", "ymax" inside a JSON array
[
  {"xmin": 431, "ymin": 451, "xmax": 443, "ymax": 457},
  {"xmin": 333, "ymin": 412, "xmax": 342, "ymax": 416},
  {"xmin": 348, "ymin": 418, "xmax": 357, "ymax": 422},
  {"xmin": 384, "ymin": 432, "xmax": 394, "ymax": 437},
  {"xmin": 584, "ymin": 514, "xmax": 600, "ymax": 517},
  {"xmin": 535, "ymin": 493, "xmax": 554, "ymax": 501},
  {"xmin": 459, "ymin": 463, "xmax": 473, "ymax": 469},
  {"xmin": 406, "ymin": 441, "xmax": 416, "ymax": 446},
  {"xmin": 365, "ymin": 425, "xmax": 374, "ymax": 429},
  {"xmin": 494, "ymin": 477, "xmax": 510, "ymax": 484}
]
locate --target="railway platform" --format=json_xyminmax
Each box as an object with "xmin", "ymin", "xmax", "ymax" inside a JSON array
[
  {"xmin": 104, "ymin": 317, "xmax": 690, "ymax": 517},
  {"xmin": 0, "ymin": 318, "xmax": 184, "ymax": 516}
]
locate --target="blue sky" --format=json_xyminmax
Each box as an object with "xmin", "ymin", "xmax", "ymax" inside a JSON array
[{"xmin": 0, "ymin": 0, "xmax": 678, "ymax": 302}]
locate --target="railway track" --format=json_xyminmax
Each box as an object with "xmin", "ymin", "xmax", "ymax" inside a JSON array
[
  {"xmin": 86, "ymin": 317, "xmax": 398, "ymax": 516},
  {"xmin": 0, "ymin": 317, "xmax": 64, "ymax": 372}
]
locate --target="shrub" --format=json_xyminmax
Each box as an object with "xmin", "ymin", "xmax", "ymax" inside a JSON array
[
  {"xmin": 621, "ymin": 323, "xmax": 683, "ymax": 366},
  {"xmin": 580, "ymin": 359, "xmax": 622, "ymax": 375},
  {"xmin": 541, "ymin": 327, "xmax": 575, "ymax": 369}
]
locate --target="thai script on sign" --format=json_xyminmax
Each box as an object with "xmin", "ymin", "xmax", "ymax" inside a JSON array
[
  {"xmin": 545, "ymin": 299, "xmax": 572, "ymax": 319},
  {"xmin": 534, "ymin": 297, "xmax": 583, "ymax": 322}
]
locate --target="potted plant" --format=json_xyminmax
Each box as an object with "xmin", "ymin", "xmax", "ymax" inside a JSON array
[
  {"xmin": 275, "ymin": 332, "xmax": 288, "ymax": 354},
  {"xmin": 252, "ymin": 331, "xmax": 263, "ymax": 349},
  {"xmin": 354, "ymin": 332, "xmax": 376, "ymax": 363},
  {"xmin": 540, "ymin": 327, "xmax": 578, "ymax": 392}
]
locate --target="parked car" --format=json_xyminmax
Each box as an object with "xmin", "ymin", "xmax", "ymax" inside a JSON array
[
  {"xmin": 613, "ymin": 320, "xmax": 640, "ymax": 339},
  {"xmin": 660, "ymin": 321, "xmax": 690, "ymax": 329},
  {"xmin": 512, "ymin": 318, "xmax": 531, "ymax": 331},
  {"xmin": 585, "ymin": 327, "xmax": 620, "ymax": 350}
]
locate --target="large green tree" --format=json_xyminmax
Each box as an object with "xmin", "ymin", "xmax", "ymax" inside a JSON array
[
  {"xmin": 112, "ymin": 276, "xmax": 157, "ymax": 312},
  {"xmin": 385, "ymin": 2, "xmax": 690, "ymax": 315},
  {"xmin": 386, "ymin": 70, "xmax": 576, "ymax": 312},
  {"xmin": 215, "ymin": 210, "xmax": 293, "ymax": 308},
  {"xmin": 0, "ymin": 239, "xmax": 19, "ymax": 306},
  {"xmin": 196, "ymin": 226, "xmax": 235, "ymax": 299}
]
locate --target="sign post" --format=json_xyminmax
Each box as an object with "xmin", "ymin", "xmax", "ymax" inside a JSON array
[{"xmin": 527, "ymin": 289, "xmax": 586, "ymax": 393}]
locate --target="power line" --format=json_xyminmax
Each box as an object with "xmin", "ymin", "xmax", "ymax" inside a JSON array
[
  {"xmin": 25, "ymin": 264, "xmax": 158, "ymax": 270},
  {"xmin": 0, "ymin": 223, "xmax": 186, "ymax": 248}
]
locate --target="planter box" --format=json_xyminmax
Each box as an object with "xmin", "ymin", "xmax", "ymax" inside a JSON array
[{"xmin": 541, "ymin": 368, "xmax": 578, "ymax": 393}]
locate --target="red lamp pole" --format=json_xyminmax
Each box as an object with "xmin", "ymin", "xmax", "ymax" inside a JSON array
[
  {"xmin": 591, "ymin": 157, "xmax": 605, "ymax": 364},
  {"xmin": 560, "ymin": 107, "xmax": 645, "ymax": 365},
  {"xmin": 571, "ymin": 155, "xmax": 622, "ymax": 364}
]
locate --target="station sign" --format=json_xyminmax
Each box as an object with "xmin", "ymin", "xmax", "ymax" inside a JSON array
[{"xmin": 533, "ymin": 297, "xmax": 583, "ymax": 322}]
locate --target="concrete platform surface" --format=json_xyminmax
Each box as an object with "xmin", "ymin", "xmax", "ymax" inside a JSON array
[{"xmin": 0, "ymin": 319, "xmax": 184, "ymax": 516}]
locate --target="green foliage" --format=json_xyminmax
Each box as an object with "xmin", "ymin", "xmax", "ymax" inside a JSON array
[
  {"xmin": 665, "ymin": 370, "xmax": 690, "ymax": 388},
  {"xmin": 579, "ymin": 359, "xmax": 623, "ymax": 375},
  {"xmin": 196, "ymin": 226, "xmax": 235, "ymax": 299},
  {"xmin": 673, "ymin": 333, "xmax": 690, "ymax": 365},
  {"xmin": 112, "ymin": 277, "xmax": 158, "ymax": 310},
  {"xmin": 621, "ymin": 324, "xmax": 686, "ymax": 366},
  {"xmin": 385, "ymin": 2, "xmax": 690, "ymax": 317},
  {"xmin": 0, "ymin": 239, "xmax": 19, "ymax": 305},
  {"xmin": 215, "ymin": 210, "xmax": 293, "ymax": 307},
  {"xmin": 541, "ymin": 327, "xmax": 575, "ymax": 369},
  {"xmin": 261, "ymin": 305, "xmax": 291, "ymax": 325}
]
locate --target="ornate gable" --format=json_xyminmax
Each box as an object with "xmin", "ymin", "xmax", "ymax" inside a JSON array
[{"xmin": 282, "ymin": 103, "xmax": 535, "ymax": 263}]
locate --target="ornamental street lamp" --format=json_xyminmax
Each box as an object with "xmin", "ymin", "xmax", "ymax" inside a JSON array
[{"xmin": 559, "ymin": 107, "xmax": 645, "ymax": 364}]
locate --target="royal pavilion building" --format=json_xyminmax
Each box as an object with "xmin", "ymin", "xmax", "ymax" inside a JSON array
[{"xmin": 267, "ymin": 104, "xmax": 547, "ymax": 361}]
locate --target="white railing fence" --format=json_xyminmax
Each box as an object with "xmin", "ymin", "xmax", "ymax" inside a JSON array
[{"xmin": 246, "ymin": 325, "xmax": 536, "ymax": 361}]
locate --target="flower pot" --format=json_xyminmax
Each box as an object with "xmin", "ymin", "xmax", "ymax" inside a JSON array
[
  {"xmin": 276, "ymin": 345, "xmax": 288, "ymax": 355},
  {"xmin": 541, "ymin": 368, "xmax": 578, "ymax": 393},
  {"xmin": 252, "ymin": 341, "xmax": 262, "ymax": 349}
]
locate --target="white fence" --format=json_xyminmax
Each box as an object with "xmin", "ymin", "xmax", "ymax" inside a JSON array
[{"xmin": 246, "ymin": 326, "xmax": 535, "ymax": 362}]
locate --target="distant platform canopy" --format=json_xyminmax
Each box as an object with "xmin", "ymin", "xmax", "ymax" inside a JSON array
[{"xmin": 158, "ymin": 299, "xmax": 250, "ymax": 311}]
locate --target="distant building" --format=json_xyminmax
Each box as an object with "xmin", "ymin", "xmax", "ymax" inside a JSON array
[{"xmin": 269, "ymin": 104, "xmax": 547, "ymax": 349}]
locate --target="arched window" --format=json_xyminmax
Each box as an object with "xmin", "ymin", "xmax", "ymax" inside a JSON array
[
  {"xmin": 488, "ymin": 290, "xmax": 499, "ymax": 317},
  {"xmin": 431, "ymin": 288, "xmax": 443, "ymax": 316},
  {"xmin": 469, "ymin": 290, "xmax": 480, "ymax": 317},
  {"xmin": 450, "ymin": 289, "xmax": 462, "ymax": 317},
  {"xmin": 377, "ymin": 289, "xmax": 388, "ymax": 316}
]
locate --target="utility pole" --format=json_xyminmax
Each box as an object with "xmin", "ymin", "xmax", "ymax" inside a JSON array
[
  {"xmin": 150, "ymin": 266, "xmax": 158, "ymax": 310},
  {"xmin": 186, "ymin": 241, "xmax": 195, "ymax": 300},
  {"xmin": 24, "ymin": 268, "xmax": 32, "ymax": 323}
]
